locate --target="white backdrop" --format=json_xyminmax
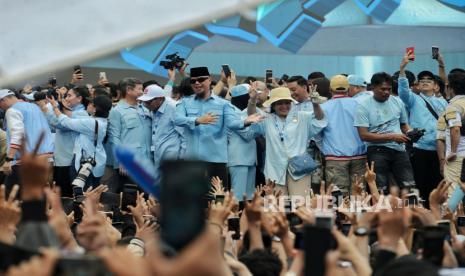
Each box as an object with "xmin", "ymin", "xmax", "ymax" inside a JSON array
[{"xmin": 0, "ymin": 0, "xmax": 272, "ymax": 86}]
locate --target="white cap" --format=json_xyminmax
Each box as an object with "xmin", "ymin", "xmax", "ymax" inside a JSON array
[
  {"xmin": 137, "ymin": 84, "xmax": 165, "ymax": 101},
  {"xmin": 0, "ymin": 89, "xmax": 14, "ymax": 101}
]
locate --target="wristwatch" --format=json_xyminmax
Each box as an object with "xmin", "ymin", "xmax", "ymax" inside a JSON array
[{"xmin": 354, "ymin": 227, "xmax": 369, "ymax": 237}]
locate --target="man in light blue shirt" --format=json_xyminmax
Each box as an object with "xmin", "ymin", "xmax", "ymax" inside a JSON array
[
  {"xmin": 348, "ymin": 74, "xmax": 372, "ymax": 103},
  {"xmin": 321, "ymin": 75, "xmax": 367, "ymax": 194},
  {"xmin": 398, "ymin": 51, "xmax": 447, "ymax": 205},
  {"xmin": 175, "ymin": 67, "xmax": 262, "ymax": 188},
  {"xmin": 354, "ymin": 72, "xmax": 416, "ymax": 194},
  {"xmin": 137, "ymin": 84, "xmax": 185, "ymax": 185},
  {"xmin": 108, "ymin": 78, "xmax": 152, "ymax": 192}
]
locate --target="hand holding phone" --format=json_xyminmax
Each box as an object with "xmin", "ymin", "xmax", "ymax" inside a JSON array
[
  {"xmin": 228, "ymin": 217, "xmax": 240, "ymax": 240},
  {"xmin": 221, "ymin": 64, "xmax": 231, "ymax": 78},
  {"xmin": 432, "ymin": 46, "xmax": 439, "ymax": 60},
  {"xmin": 266, "ymin": 69, "xmax": 273, "ymax": 84},
  {"xmin": 406, "ymin": 47, "xmax": 415, "ymax": 61}
]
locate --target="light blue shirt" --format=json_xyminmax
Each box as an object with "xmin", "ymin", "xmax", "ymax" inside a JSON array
[
  {"xmin": 175, "ymin": 93, "xmax": 245, "ymax": 163},
  {"xmin": 151, "ymin": 98, "xmax": 186, "ymax": 180},
  {"xmin": 227, "ymin": 108, "xmax": 263, "ymax": 167},
  {"xmin": 250, "ymin": 112, "xmax": 327, "ymax": 185},
  {"xmin": 108, "ymin": 100, "xmax": 152, "ymax": 168},
  {"xmin": 354, "ymin": 95, "xmax": 408, "ymax": 151},
  {"xmin": 46, "ymin": 104, "xmax": 89, "ymax": 166},
  {"xmin": 57, "ymin": 115, "xmax": 107, "ymax": 177},
  {"xmin": 398, "ymin": 76, "xmax": 447, "ymax": 151},
  {"xmin": 292, "ymin": 99, "xmax": 313, "ymax": 113},
  {"xmin": 353, "ymin": 91, "xmax": 373, "ymax": 104},
  {"xmin": 321, "ymin": 96, "xmax": 366, "ymax": 158}
]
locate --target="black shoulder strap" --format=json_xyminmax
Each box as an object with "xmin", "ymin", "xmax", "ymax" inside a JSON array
[
  {"xmin": 419, "ymin": 95, "xmax": 439, "ymax": 120},
  {"xmin": 93, "ymin": 120, "xmax": 98, "ymax": 160}
]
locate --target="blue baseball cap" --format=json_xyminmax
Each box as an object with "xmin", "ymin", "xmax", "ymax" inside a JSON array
[
  {"xmin": 230, "ymin": 84, "xmax": 250, "ymax": 98},
  {"xmin": 348, "ymin": 75, "xmax": 367, "ymax": 87}
]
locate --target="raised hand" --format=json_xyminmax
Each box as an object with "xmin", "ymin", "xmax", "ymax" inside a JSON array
[
  {"xmin": 364, "ymin": 161, "xmax": 376, "ymax": 184},
  {"xmin": 227, "ymin": 71, "xmax": 237, "ymax": 88},
  {"xmin": 84, "ymin": 184, "xmax": 109, "ymax": 206},
  {"xmin": 209, "ymin": 176, "xmax": 225, "ymax": 197},
  {"xmin": 244, "ymin": 191, "xmax": 262, "ymax": 225},
  {"xmin": 209, "ymin": 192, "xmax": 236, "ymax": 227},
  {"xmin": 19, "ymin": 132, "xmax": 51, "ymax": 201},
  {"xmin": 429, "ymin": 180, "xmax": 451, "ymax": 207},
  {"xmin": 0, "ymin": 184, "xmax": 20, "ymax": 244},
  {"xmin": 127, "ymin": 192, "xmax": 147, "ymax": 229},
  {"xmin": 44, "ymin": 187, "xmax": 79, "ymax": 250}
]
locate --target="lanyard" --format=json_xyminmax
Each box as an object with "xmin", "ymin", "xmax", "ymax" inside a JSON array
[{"xmin": 273, "ymin": 114, "xmax": 286, "ymax": 142}]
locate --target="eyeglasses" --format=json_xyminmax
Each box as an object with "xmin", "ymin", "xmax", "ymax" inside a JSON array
[
  {"xmin": 190, "ymin": 77, "xmax": 209, "ymax": 84},
  {"xmin": 419, "ymin": 79, "xmax": 434, "ymax": 84},
  {"xmin": 274, "ymin": 101, "xmax": 291, "ymax": 106}
]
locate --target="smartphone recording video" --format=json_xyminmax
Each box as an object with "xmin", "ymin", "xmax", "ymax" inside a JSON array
[
  {"xmin": 160, "ymin": 160, "xmax": 210, "ymax": 253},
  {"xmin": 406, "ymin": 47, "xmax": 415, "ymax": 61},
  {"xmin": 432, "ymin": 46, "xmax": 439, "ymax": 60},
  {"xmin": 221, "ymin": 64, "xmax": 231, "ymax": 78},
  {"xmin": 266, "ymin": 69, "xmax": 273, "ymax": 84}
]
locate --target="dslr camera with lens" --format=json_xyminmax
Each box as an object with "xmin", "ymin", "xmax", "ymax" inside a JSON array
[
  {"xmin": 72, "ymin": 157, "xmax": 96, "ymax": 192},
  {"xmin": 159, "ymin": 52, "xmax": 185, "ymax": 70}
]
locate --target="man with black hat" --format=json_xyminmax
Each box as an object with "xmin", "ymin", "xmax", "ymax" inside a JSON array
[
  {"xmin": 398, "ymin": 51, "xmax": 447, "ymax": 206},
  {"xmin": 175, "ymin": 67, "xmax": 262, "ymax": 188}
]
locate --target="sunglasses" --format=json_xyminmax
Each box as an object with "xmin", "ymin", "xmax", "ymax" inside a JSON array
[
  {"xmin": 419, "ymin": 78, "xmax": 434, "ymax": 84},
  {"xmin": 190, "ymin": 77, "xmax": 209, "ymax": 84}
]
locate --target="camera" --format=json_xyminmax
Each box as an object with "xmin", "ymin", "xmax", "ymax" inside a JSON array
[
  {"xmin": 406, "ymin": 128, "xmax": 425, "ymax": 143},
  {"xmin": 71, "ymin": 158, "xmax": 96, "ymax": 189},
  {"xmin": 159, "ymin": 52, "xmax": 185, "ymax": 70}
]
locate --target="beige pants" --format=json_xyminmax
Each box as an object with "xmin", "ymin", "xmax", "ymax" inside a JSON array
[
  {"xmin": 274, "ymin": 173, "xmax": 312, "ymax": 197},
  {"xmin": 444, "ymin": 157, "xmax": 464, "ymax": 195}
]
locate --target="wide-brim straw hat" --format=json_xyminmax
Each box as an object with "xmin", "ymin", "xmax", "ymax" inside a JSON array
[{"xmin": 263, "ymin": 87, "xmax": 297, "ymax": 108}]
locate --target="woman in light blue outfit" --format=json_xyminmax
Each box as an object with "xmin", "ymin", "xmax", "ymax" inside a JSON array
[
  {"xmin": 249, "ymin": 87, "xmax": 327, "ymax": 196},
  {"xmin": 48, "ymin": 95, "xmax": 113, "ymax": 190},
  {"xmin": 228, "ymin": 84, "xmax": 263, "ymax": 200},
  {"xmin": 44, "ymin": 86, "xmax": 90, "ymax": 197}
]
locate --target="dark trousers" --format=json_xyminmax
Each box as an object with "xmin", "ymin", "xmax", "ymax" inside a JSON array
[
  {"xmin": 410, "ymin": 148, "xmax": 442, "ymax": 208},
  {"xmin": 54, "ymin": 166, "xmax": 72, "ymax": 197},
  {"xmin": 367, "ymin": 146, "xmax": 416, "ymax": 194},
  {"xmin": 4, "ymin": 165, "xmax": 20, "ymax": 195}
]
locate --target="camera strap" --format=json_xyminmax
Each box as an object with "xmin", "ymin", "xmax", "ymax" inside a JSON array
[
  {"xmin": 93, "ymin": 120, "xmax": 99, "ymax": 161},
  {"xmin": 419, "ymin": 94, "xmax": 439, "ymax": 120}
]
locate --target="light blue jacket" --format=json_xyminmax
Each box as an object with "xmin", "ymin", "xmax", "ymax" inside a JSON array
[
  {"xmin": 151, "ymin": 98, "xmax": 186, "ymax": 181},
  {"xmin": 398, "ymin": 76, "xmax": 447, "ymax": 151},
  {"xmin": 321, "ymin": 96, "xmax": 366, "ymax": 158},
  {"xmin": 108, "ymin": 100, "xmax": 152, "ymax": 168},
  {"xmin": 6, "ymin": 102, "xmax": 54, "ymax": 164},
  {"xmin": 250, "ymin": 112, "xmax": 327, "ymax": 185},
  {"xmin": 227, "ymin": 108, "xmax": 263, "ymax": 167},
  {"xmin": 57, "ymin": 115, "xmax": 107, "ymax": 177},
  {"xmin": 175, "ymin": 94, "xmax": 245, "ymax": 163},
  {"xmin": 46, "ymin": 104, "xmax": 88, "ymax": 166}
]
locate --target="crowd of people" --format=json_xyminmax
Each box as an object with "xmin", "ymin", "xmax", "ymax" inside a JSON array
[{"xmin": 0, "ymin": 49, "xmax": 465, "ymax": 275}]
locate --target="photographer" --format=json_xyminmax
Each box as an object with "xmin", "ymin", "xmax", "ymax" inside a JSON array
[
  {"xmin": 42, "ymin": 86, "xmax": 90, "ymax": 197},
  {"xmin": 398, "ymin": 51, "xmax": 447, "ymax": 206},
  {"xmin": 48, "ymin": 95, "xmax": 112, "ymax": 189}
]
